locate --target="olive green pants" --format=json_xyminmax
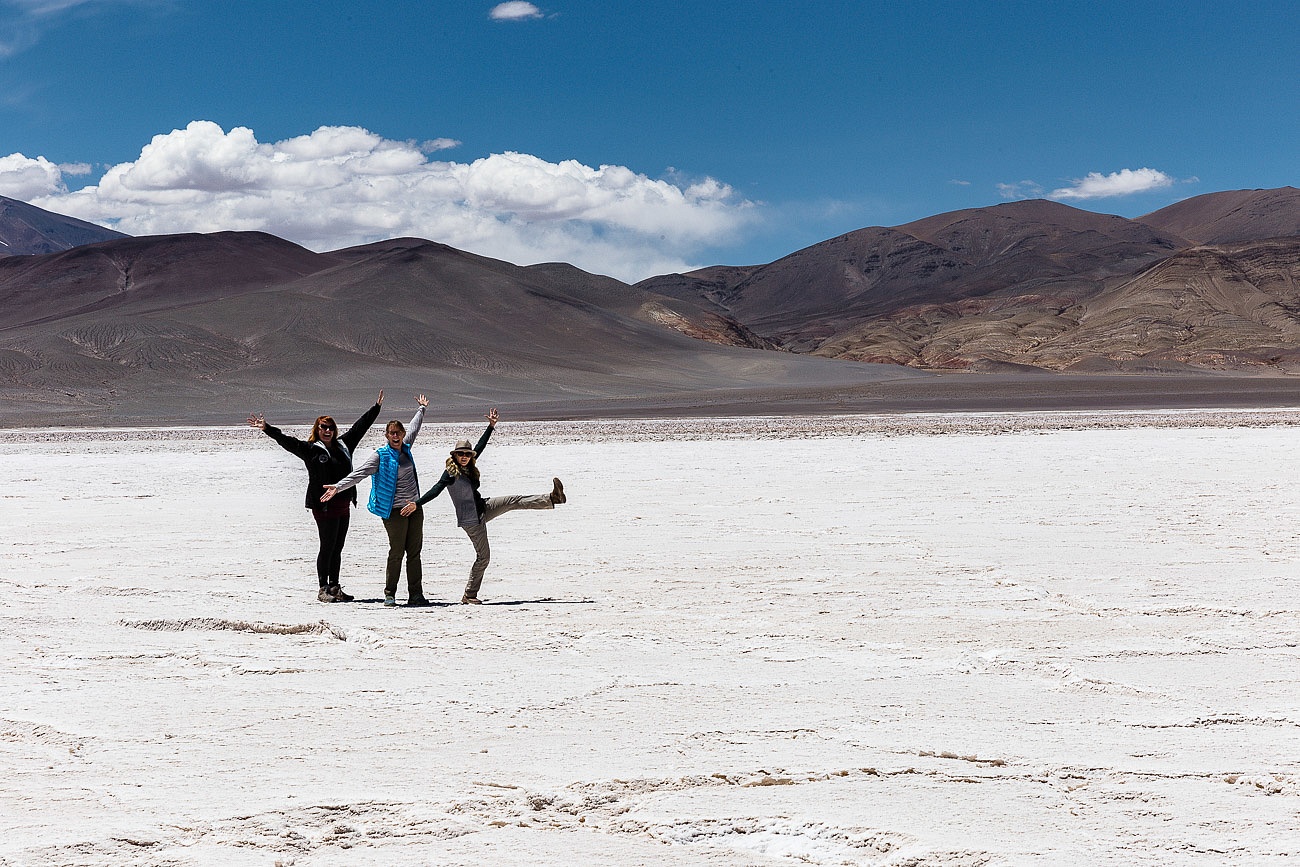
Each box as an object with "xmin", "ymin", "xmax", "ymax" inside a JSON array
[{"xmin": 382, "ymin": 507, "xmax": 424, "ymax": 600}]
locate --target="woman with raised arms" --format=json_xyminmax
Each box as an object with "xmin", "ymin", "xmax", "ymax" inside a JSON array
[
  {"xmin": 321, "ymin": 394, "xmax": 430, "ymax": 608},
  {"xmin": 415, "ymin": 408, "xmax": 566, "ymax": 604},
  {"xmin": 248, "ymin": 390, "xmax": 383, "ymax": 603}
]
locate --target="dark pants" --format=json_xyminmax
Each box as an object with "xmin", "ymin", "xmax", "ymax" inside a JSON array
[
  {"xmin": 381, "ymin": 507, "xmax": 424, "ymax": 599},
  {"xmin": 311, "ymin": 508, "xmax": 350, "ymax": 588}
]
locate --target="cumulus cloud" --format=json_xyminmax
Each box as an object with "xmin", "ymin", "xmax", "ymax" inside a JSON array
[
  {"xmin": 489, "ymin": 2, "xmax": 543, "ymax": 21},
  {"xmin": 1049, "ymin": 168, "xmax": 1175, "ymax": 200},
  {"xmin": 0, "ymin": 152, "xmax": 65, "ymax": 198},
  {"xmin": 23, "ymin": 121, "xmax": 754, "ymax": 281}
]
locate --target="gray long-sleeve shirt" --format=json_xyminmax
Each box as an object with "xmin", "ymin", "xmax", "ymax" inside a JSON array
[{"xmin": 329, "ymin": 405, "xmax": 426, "ymax": 506}]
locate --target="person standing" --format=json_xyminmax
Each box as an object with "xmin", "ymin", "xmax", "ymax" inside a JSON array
[
  {"xmin": 248, "ymin": 391, "xmax": 384, "ymax": 603},
  {"xmin": 322, "ymin": 395, "xmax": 429, "ymax": 607},
  {"xmin": 415, "ymin": 408, "xmax": 566, "ymax": 604}
]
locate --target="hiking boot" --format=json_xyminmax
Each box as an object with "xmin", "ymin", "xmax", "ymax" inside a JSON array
[
  {"xmin": 384, "ymin": 595, "xmax": 397, "ymax": 608},
  {"xmin": 549, "ymin": 477, "xmax": 566, "ymax": 504},
  {"xmin": 328, "ymin": 585, "xmax": 354, "ymax": 603},
  {"xmin": 460, "ymin": 595, "xmax": 482, "ymax": 605},
  {"xmin": 317, "ymin": 587, "xmax": 337, "ymax": 603},
  {"xmin": 406, "ymin": 596, "xmax": 431, "ymax": 607}
]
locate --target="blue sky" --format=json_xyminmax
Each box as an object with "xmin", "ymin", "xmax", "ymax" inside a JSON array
[{"xmin": 0, "ymin": 0, "xmax": 1296, "ymax": 281}]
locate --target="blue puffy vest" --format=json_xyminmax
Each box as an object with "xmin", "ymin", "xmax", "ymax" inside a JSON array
[{"xmin": 367, "ymin": 443, "xmax": 419, "ymax": 518}]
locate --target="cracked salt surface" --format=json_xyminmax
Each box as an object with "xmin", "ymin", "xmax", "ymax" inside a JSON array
[{"xmin": 1, "ymin": 413, "xmax": 1298, "ymax": 865}]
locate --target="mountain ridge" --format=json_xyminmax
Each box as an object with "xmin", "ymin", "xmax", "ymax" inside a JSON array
[
  {"xmin": 3, "ymin": 187, "xmax": 1300, "ymax": 424},
  {"xmin": 0, "ymin": 195, "xmax": 127, "ymax": 256},
  {"xmin": 638, "ymin": 187, "xmax": 1300, "ymax": 372}
]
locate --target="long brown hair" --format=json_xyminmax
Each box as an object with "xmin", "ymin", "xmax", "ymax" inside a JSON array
[
  {"xmin": 308, "ymin": 416, "xmax": 336, "ymax": 443},
  {"xmin": 446, "ymin": 454, "xmax": 480, "ymax": 483}
]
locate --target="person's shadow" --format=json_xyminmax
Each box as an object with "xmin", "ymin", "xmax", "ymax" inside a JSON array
[
  {"xmin": 349, "ymin": 597, "xmax": 594, "ymax": 607},
  {"xmin": 478, "ymin": 598, "xmax": 596, "ymax": 606}
]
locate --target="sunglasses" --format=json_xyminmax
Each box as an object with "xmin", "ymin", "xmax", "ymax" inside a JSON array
[
  {"xmin": 453, "ymin": 451, "xmax": 473, "ymax": 457},
  {"xmin": 319, "ymin": 424, "xmax": 336, "ymax": 431}
]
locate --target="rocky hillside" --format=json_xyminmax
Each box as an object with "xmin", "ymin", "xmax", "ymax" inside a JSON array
[
  {"xmin": 0, "ymin": 231, "xmax": 909, "ymax": 424},
  {"xmin": 639, "ymin": 188, "xmax": 1300, "ymax": 372},
  {"xmin": 0, "ymin": 195, "xmax": 127, "ymax": 256}
]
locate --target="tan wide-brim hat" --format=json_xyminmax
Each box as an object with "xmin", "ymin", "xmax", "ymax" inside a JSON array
[{"xmin": 450, "ymin": 439, "xmax": 476, "ymax": 456}]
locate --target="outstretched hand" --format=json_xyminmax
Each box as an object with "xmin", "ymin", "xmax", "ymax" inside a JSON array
[
  {"xmin": 247, "ymin": 413, "xmax": 266, "ymax": 430},
  {"xmin": 320, "ymin": 485, "xmax": 338, "ymax": 502},
  {"xmin": 376, "ymin": 389, "xmax": 384, "ymax": 406},
  {"xmin": 486, "ymin": 407, "xmax": 499, "ymax": 427},
  {"xmin": 416, "ymin": 394, "xmax": 429, "ymax": 408}
]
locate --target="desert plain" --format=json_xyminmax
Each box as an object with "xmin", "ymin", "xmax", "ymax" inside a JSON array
[{"xmin": 1, "ymin": 411, "xmax": 1298, "ymax": 865}]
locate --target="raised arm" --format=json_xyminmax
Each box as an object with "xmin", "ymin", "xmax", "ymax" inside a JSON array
[
  {"xmin": 472, "ymin": 407, "xmax": 498, "ymax": 456},
  {"xmin": 340, "ymin": 390, "xmax": 384, "ymax": 451},
  {"xmin": 404, "ymin": 394, "xmax": 429, "ymax": 445},
  {"xmin": 249, "ymin": 413, "xmax": 312, "ymax": 460}
]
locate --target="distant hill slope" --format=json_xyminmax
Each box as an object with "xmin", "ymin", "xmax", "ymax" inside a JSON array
[
  {"xmin": 640, "ymin": 188, "xmax": 1300, "ymax": 372},
  {"xmin": 0, "ymin": 195, "xmax": 127, "ymax": 256},
  {"xmin": 1139, "ymin": 187, "xmax": 1300, "ymax": 244},
  {"xmin": 0, "ymin": 232, "xmax": 917, "ymax": 424}
]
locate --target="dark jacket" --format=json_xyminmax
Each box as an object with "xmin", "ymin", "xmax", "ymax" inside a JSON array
[
  {"xmin": 263, "ymin": 402, "xmax": 382, "ymax": 509},
  {"xmin": 416, "ymin": 424, "xmax": 494, "ymax": 515}
]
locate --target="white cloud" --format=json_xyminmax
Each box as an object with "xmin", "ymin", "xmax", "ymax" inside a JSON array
[
  {"xmin": 23, "ymin": 121, "xmax": 755, "ymax": 282},
  {"xmin": 0, "ymin": 152, "xmax": 64, "ymax": 198},
  {"xmin": 420, "ymin": 138, "xmax": 461, "ymax": 153},
  {"xmin": 1049, "ymin": 167, "xmax": 1175, "ymax": 200},
  {"xmin": 996, "ymin": 180, "xmax": 1044, "ymax": 200},
  {"xmin": 489, "ymin": 2, "xmax": 543, "ymax": 21}
]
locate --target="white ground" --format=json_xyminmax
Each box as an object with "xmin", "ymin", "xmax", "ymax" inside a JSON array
[{"xmin": 1, "ymin": 413, "xmax": 1298, "ymax": 866}]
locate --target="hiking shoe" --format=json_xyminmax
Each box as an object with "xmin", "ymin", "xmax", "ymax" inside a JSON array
[
  {"xmin": 329, "ymin": 585, "xmax": 354, "ymax": 603},
  {"xmin": 406, "ymin": 596, "xmax": 432, "ymax": 608},
  {"xmin": 549, "ymin": 477, "xmax": 566, "ymax": 504},
  {"xmin": 318, "ymin": 587, "xmax": 337, "ymax": 603},
  {"xmin": 461, "ymin": 595, "xmax": 482, "ymax": 605},
  {"xmin": 384, "ymin": 595, "xmax": 397, "ymax": 608}
]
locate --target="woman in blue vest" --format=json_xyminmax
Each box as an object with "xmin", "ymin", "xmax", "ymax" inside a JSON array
[
  {"xmin": 248, "ymin": 390, "xmax": 384, "ymax": 603},
  {"xmin": 321, "ymin": 394, "xmax": 430, "ymax": 607}
]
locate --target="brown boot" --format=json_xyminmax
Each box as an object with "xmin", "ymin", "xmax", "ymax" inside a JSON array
[
  {"xmin": 549, "ymin": 477, "xmax": 566, "ymax": 504},
  {"xmin": 461, "ymin": 595, "xmax": 482, "ymax": 605},
  {"xmin": 317, "ymin": 587, "xmax": 337, "ymax": 603},
  {"xmin": 329, "ymin": 585, "xmax": 354, "ymax": 603}
]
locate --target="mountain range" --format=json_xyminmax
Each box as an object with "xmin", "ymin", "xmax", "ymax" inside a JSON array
[
  {"xmin": 638, "ymin": 187, "xmax": 1300, "ymax": 374},
  {"xmin": 1, "ymin": 187, "xmax": 1299, "ymax": 425},
  {"xmin": 0, "ymin": 230, "xmax": 923, "ymax": 424}
]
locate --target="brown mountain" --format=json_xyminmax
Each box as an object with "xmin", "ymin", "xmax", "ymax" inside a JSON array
[
  {"xmin": 811, "ymin": 237, "xmax": 1300, "ymax": 372},
  {"xmin": 0, "ymin": 232, "xmax": 919, "ymax": 425},
  {"xmin": 0, "ymin": 195, "xmax": 127, "ymax": 256},
  {"xmin": 640, "ymin": 189, "xmax": 1300, "ymax": 372},
  {"xmin": 1140, "ymin": 187, "xmax": 1300, "ymax": 244},
  {"xmin": 639, "ymin": 199, "xmax": 1187, "ymax": 351}
]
